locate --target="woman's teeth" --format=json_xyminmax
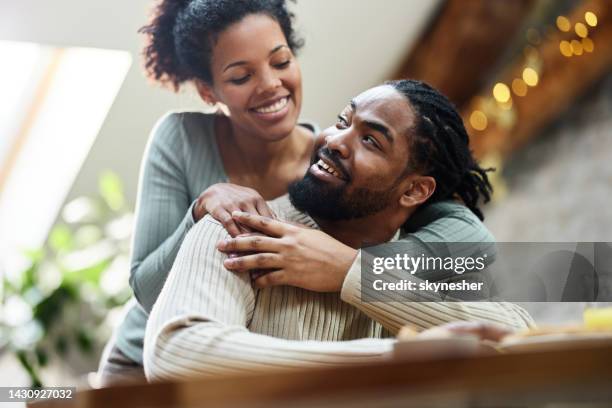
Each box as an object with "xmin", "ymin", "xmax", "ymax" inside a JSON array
[
  {"xmin": 317, "ymin": 159, "xmax": 341, "ymax": 178},
  {"xmin": 254, "ymin": 97, "xmax": 288, "ymax": 114}
]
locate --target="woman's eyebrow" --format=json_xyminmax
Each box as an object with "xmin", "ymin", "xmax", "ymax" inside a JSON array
[
  {"xmin": 269, "ymin": 44, "xmax": 288, "ymax": 56},
  {"xmin": 223, "ymin": 60, "xmax": 247, "ymax": 72},
  {"xmin": 223, "ymin": 45, "xmax": 288, "ymax": 72}
]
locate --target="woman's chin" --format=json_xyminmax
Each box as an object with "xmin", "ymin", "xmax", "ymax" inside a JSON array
[{"xmin": 256, "ymin": 117, "xmax": 299, "ymax": 142}]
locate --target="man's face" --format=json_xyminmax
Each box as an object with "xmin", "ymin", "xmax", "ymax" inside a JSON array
[{"xmin": 289, "ymin": 85, "xmax": 416, "ymax": 220}]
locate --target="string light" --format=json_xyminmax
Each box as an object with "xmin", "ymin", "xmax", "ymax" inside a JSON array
[
  {"xmin": 469, "ymin": 111, "xmax": 488, "ymax": 131},
  {"xmin": 511, "ymin": 78, "xmax": 528, "ymax": 96},
  {"xmin": 575, "ymin": 22, "xmax": 588, "ymax": 38},
  {"xmin": 522, "ymin": 68, "xmax": 539, "ymax": 87},
  {"xmin": 559, "ymin": 40, "xmax": 573, "ymax": 57},
  {"xmin": 585, "ymin": 11, "xmax": 598, "ymax": 27},
  {"xmin": 582, "ymin": 37, "xmax": 595, "ymax": 53},
  {"xmin": 571, "ymin": 39, "xmax": 584, "ymax": 55},
  {"xmin": 493, "ymin": 83, "xmax": 511, "ymax": 103},
  {"xmin": 556, "ymin": 16, "xmax": 571, "ymax": 32}
]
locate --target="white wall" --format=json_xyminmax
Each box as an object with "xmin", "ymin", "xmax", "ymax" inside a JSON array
[{"xmin": 0, "ymin": 0, "xmax": 440, "ymax": 205}]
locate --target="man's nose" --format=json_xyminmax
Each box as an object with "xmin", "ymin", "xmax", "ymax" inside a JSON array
[{"xmin": 324, "ymin": 130, "xmax": 351, "ymax": 159}]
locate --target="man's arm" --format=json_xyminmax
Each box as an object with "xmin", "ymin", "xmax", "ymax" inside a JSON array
[
  {"xmin": 144, "ymin": 217, "xmax": 393, "ymax": 382},
  {"xmin": 221, "ymin": 205, "xmax": 535, "ymax": 332},
  {"xmin": 341, "ymin": 202, "xmax": 535, "ymax": 332}
]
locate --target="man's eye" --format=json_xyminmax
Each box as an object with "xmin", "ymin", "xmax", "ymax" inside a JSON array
[
  {"xmin": 336, "ymin": 115, "xmax": 349, "ymax": 129},
  {"xmin": 274, "ymin": 60, "xmax": 291, "ymax": 69},
  {"xmin": 363, "ymin": 135, "xmax": 381, "ymax": 149},
  {"xmin": 229, "ymin": 75, "xmax": 250, "ymax": 85}
]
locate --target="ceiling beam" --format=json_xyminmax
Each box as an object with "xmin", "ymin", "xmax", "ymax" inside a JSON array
[{"xmin": 393, "ymin": 0, "xmax": 535, "ymax": 108}]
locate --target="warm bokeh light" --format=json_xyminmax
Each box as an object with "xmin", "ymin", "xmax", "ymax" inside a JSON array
[
  {"xmin": 526, "ymin": 28, "xmax": 541, "ymax": 45},
  {"xmin": 493, "ymin": 83, "xmax": 511, "ymax": 103},
  {"xmin": 512, "ymin": 78, "xmax": 528, "ymax": 96},
  {"xmin": 571, "ymin": 39, "xmax": 583, "ymax": 55},
  {"xmin": 523, "ymin": 45, "xmax": 539, "ymax": 60},
  {"xmin": 469, "ymin": 110, "xmax": 488, "ymax": 131},
  {"xmin": 559, "ymin": 40, "xmax": 573, "ymax": 57},
  {"xmin": 585, "ymin": 11, "xmax": 598, "ymax": 27},
  {"xmin": 522, "ymin": 68, "xmax": 539, "ymax": 87},
  {"xmin": 575, "ymin": 22, "xmax": 588, "ymax": 38},
  {"xmin": 498, "ymin": 99, "xmax": 513, "ymax": 111},
  {"xmin": 556, "ymin": 16, "xmax": 571, "ymax": 32},
  {"xmin": 582, "ymin": 37, "xmax": 595, "ymax": 53}
]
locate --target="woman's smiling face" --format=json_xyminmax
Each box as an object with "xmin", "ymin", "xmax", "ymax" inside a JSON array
[{"xmin": 201, "ymin": 13, "xmax": 303, "ymax": 141}]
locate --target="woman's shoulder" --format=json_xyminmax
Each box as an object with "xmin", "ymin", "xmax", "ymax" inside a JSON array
[
  {"xmin": 402, "ymin": 200, "xmax": 496, "ymax": 243},
  {"xmin": 151, "ymin": 110, "xmax": 216, "ymax": 141},
  {"xmin": 298, "ymin": 119, "xmax": 321, "ymax": 136}
]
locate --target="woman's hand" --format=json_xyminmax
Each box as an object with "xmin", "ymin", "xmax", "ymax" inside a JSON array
[
  {"xmin": 216, "ymin": 211, "xmax": 359, "ymax": 292},
  {"xmin": 193, "ymin": 183, "xmax": 275, "ymax": 237}
]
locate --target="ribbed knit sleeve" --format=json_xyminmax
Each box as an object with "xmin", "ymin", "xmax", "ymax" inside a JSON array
[
  {"xmin": 129, "ymin": 113, "xmax": 198, "ymax": 312},
  {"xmin": 340, "ymin": 202, "xmax": 535, "ymax": 331}
]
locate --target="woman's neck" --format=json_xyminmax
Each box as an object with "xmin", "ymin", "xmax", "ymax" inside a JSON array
[
  {"xmin": 221, "ymin": 116, "xmax": 310, "ymax": 174},
  {"xmin": 215, "ymin": 115, "xmax": 314, "ymax": 199}
]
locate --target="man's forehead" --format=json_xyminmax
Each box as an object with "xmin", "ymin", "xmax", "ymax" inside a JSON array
[{"xmin": 351, "ymin": 86, "xmax": 415, "ymax": 133}]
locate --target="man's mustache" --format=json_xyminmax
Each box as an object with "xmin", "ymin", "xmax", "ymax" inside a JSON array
[{"xmin": 312, "ymin": 146, "xmax": 351, "ymax": 181}]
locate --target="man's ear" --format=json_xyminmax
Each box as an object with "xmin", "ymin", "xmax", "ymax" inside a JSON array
[
  {"xmin": 195, "ymin": 80, "xmax": 218, "ymax": 105},
  {"xmin": 399, "ymin": 176, "xmax": 436, "ymax": 209}
]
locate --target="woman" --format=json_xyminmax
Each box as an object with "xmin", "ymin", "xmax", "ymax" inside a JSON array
[{"xmin": 98, "ymin": 0, "xmax": 521, "ymax": 385}]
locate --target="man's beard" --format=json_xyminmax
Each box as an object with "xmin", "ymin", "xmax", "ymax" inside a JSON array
[{"xmin": 288, "ymin": 172, "xmax": 395, "ymax": 221}]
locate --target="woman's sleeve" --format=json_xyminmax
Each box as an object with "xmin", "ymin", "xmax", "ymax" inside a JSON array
[
  {"xmin": 129, "ymin": 113, "xmax": 199, "ymax": 313},
  {"xmin": 340, "ymin": 201, "xmax": 536, "ymax": 332}
]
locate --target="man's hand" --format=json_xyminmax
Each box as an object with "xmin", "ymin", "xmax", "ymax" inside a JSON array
[{"xmin": 217, "ymin": 211, "xmax": 358, "ymax": 292}]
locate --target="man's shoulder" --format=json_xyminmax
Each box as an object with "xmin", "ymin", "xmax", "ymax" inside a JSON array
[
  {"xmin": 267, "ymin": 195, "xmax": 318, "ymax": 228},
  {"xmin": 190, "ymin": 214, "xmax": 231, "ymax": 246}
]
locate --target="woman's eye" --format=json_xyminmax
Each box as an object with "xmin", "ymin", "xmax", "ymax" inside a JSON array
[
  {"xmin": 274, "ymin": 60, "xmax": 291, "ymax": 69},
  {"xmin": 229, "ymin": 75, "xmax": 250, "ymax": 85},
  {"xmin": 336, "ymin": 115, "xmax": 349, "ymax": 129}
]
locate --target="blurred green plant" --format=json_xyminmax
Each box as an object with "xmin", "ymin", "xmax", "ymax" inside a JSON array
[{"xmin": 0, "ymin": 171, "xmax": 133, "ymax": 387}]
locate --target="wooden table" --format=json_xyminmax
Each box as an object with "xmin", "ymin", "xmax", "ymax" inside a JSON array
[{"xmin": 31, "ymin": 342, "xmax": 612, "ymax": 408}]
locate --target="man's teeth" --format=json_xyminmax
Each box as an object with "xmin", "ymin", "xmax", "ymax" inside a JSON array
[
  {"xmin": 254, "ymin": 97, "xmax": 288, "ymax": 114},
  {"xmin": 317, "ymin": 159, "xmax": 341, "ymax": 178}
]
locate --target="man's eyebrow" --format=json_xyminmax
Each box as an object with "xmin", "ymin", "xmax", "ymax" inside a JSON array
[
  {"xmin": 349, "ymin": 99, "xmax": 394, "ymax": 143},
  {"xmin": 223, "ymin": 45, "xmax": 288, "ymax": 72},
  {"xmin": 364, "ymin": 120, "xmax": 394, "ymax": 143}
]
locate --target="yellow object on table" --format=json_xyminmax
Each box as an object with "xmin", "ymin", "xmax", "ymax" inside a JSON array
[{"xmin": 584, "ymin": 307, "xmax": 612, "ymax": 329}]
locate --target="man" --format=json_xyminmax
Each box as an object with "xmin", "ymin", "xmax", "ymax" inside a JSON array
[{"xmin": 144, "ymin": 80, "xmax": 533, "ymax": 381}]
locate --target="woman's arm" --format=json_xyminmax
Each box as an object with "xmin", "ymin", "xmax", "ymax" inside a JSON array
[
  {"xmin": 129, "ymin": 113, "xmax": 198, "ymax": 312},
  {"xmin": 130, "ymin": 113, "xmax": 276, "ymax": 313}
]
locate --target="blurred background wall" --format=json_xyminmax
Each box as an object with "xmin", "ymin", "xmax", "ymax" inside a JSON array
[{"xmin": 0, "ymin": 0, "xmax": 440, "ymax": 206}]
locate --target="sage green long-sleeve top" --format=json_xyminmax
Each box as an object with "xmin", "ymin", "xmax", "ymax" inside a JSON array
[{"xmin": 116, "ymin": 111, "xmax": 519, "ymax": 364}]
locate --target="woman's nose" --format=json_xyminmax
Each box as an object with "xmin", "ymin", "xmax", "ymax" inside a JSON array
[{"xmin": 257, "ymin": 68, "xmax": 282, "ymax": 94}]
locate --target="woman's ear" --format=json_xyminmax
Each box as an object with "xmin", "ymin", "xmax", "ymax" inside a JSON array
[
  {"xmin": 195, "ymin": 81, "xmax": 218, "ymax": 105},
  {"xmin": 399, "ymin": 176, "xmax": 436, "ymax": 209}
]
